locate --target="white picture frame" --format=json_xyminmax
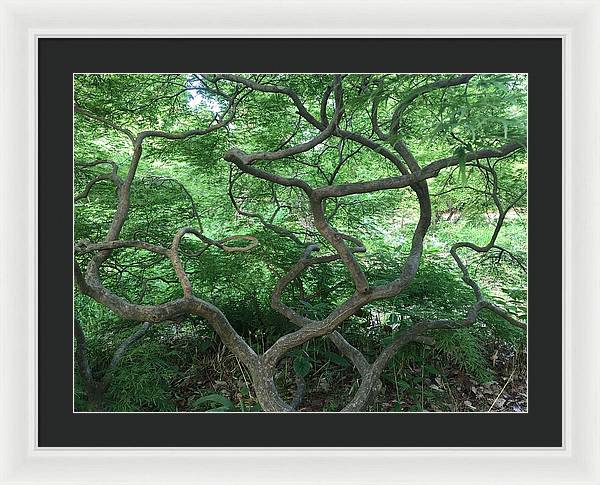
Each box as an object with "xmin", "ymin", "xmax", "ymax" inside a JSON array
[{"xmin": 1, "ymin": 0, "xmax": 598, "ymax": 483}]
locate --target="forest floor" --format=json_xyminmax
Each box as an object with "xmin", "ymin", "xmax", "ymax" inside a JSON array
[
  {"xmin": 169, "ymin": 339, "xmax": 527, "ymax": 413},
  {"xmin": 367, "ymin": 342, "xmax": 527, "ymax": 413}
]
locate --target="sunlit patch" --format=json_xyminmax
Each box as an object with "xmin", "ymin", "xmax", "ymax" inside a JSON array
[{"xmin": 187, "ymin": 74, "xmax": 222, "ymax": 114}]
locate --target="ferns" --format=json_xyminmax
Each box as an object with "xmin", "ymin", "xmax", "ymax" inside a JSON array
[
  {"xmin": 104, "ymin": 340, "xmax": 179, "ymax": 412},
  {"xmin": 433, "ymin": 328, "xmax": 493, "ymax": 383}
]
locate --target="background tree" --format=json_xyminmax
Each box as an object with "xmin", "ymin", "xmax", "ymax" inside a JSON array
[{"xmin": 74, "ymin": 73, "xmax": 527, "ymax": 412}]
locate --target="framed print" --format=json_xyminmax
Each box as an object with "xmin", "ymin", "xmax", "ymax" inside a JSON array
[
  {"xmin": 43, "ymin": 38, "xmax": 557, "ymax": 447},
  {"xmin": 1, "ymin": 0, "xmax": 599, "ymax": 484}
]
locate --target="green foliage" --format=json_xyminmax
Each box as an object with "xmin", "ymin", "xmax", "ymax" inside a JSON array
[
  {"xmin": 192, "ymin": 393, "xmax": 236, "ymax": 412},
  {"xmin": 104, "ymin": 341, "xmax": 179, "ymax": 412},
  {"xmin": 293, "ymin": 354, "xmax": 312, "ymax": 378},
  {"xmin": 74, "ymin": 73, "xmax": 527, "ymax": 412},
  {"xmin": 433, "ymin": 328, "xmax": 493, "ymax": 383}
]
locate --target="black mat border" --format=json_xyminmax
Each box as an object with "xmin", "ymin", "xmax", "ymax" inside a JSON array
[{"xmin": 38, "ymin": 38, "xmax": 562, "ymax": 447}]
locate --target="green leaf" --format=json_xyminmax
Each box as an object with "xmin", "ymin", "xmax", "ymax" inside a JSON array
[
  {"xmin": 193, "ymin": 393, "xmax": 235, "ymax": 411},
  {"xmin": 293, "ymin": 355, "xmax": 312, "ymax": 377},
  {"xmin": 206, "ymin": 405, "xmax": 232, "ymax": 412},
  {"xmin": 320, "ymin": 350, "xmax": 351, "ymax": 368},
  {"xmin": 453, "ymin": 145, "xmax": 468, "ymax": 187},
  {"xmin": 397, "ymin": 379, "xmax": 412, "ymax": 391}
]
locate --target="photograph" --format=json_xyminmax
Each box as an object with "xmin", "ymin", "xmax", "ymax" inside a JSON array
[
  {"xmin": 73, "ymin": 72, "xmax": 528, "ymax": 413},
  {"xmin": 5, "ymin": 0, "xmax": 599, "ymax": 478}
]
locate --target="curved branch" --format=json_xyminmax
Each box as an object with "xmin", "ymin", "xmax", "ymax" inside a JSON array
[
  {"xmin": 388, "ymin": 74, "xmax": 475, "ymax": 135},
  {"xmin": 74, "ymin": 105, "xmax": 136, "ymax": 143},
  {"xmin": 141, "ymin": 175, "xmax": 205, "ymax": 231},
  {"xmin": 74, "ymin": 318, "xmax": 152, "ymax": 409},
  {"xmin": 75, "ymin": 174, "xmax": 119, "ymax": 202},
  {"xmin": 224, "ymin": 148, "xmax": 314, "ymax": 194},
  {"xmin": 75, "ymin": 239, "xmax": 170, "ymax": 257},
  {"xmin": 222, "ymin": 76, "xmax": 345, "ymax": 195},
  {"xmin": 74, "ymin": 318, "xmax": 95, "ymax": 389},
  {"xmin": 342, "ymin": 292, "xmax": 526, "ymax": 412},
  {"xmin": 75, "ymin": 160, "xmax": 123, "ymax": 202},
  {"xmin": 228, "ymin": 171, "xmax": 305, "ymax": 246},
  {"xmin": 207, "ymin": 74, "xmax": 323, "ymax": 128},
  {"xmin": 309, "ymin": 197, "xmax": 369, "ymax": 293},
  {"xmin": 108, "ymin": 322, "xmax": 152, "ymax": 372},
  {"xmin": 313, "ymin": 141, "xmax": 524, "ymax": 200},
  {"xmin": 80, "ymin": 88, "xmax": 243, "ymax": 309},
  {"xmin": 450, "ymin": 174, "xmax": 527, "ymax": 301},
  {"xmin": 269, "ymin": 244, "xmax": 373, "ymax": 382}
]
